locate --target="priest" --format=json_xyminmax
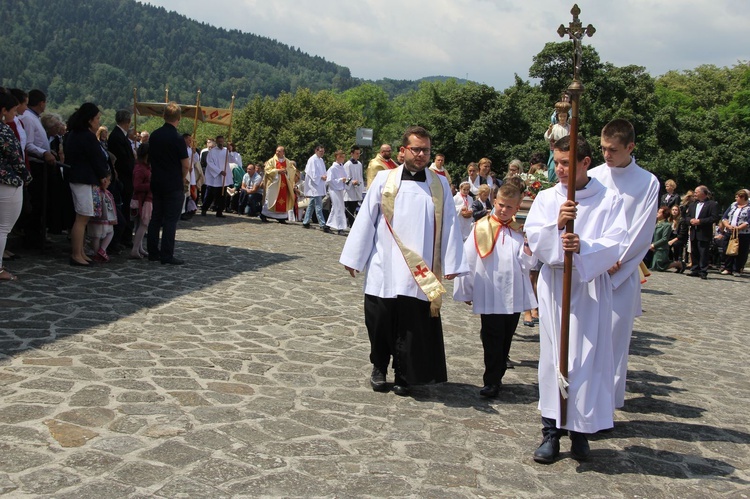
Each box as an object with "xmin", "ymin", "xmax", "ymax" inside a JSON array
[
  {"xmin": 365, "ymin": 143, "xmax": 398, "ymax": 188},
  {"xmin": 340, "ymin": 126, "xmax": 467, "ymax": 397},
  {"xmin": 260, "ymin": 145, "xmax": 297, "ymax": 223},
  {"xmin": 524, "ymin": 135, "xmax": 627, "ymax": 464}
]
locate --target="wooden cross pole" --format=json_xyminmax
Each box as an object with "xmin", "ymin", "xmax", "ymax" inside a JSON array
[{"xmin": 555, "ymin": 3, "xmax": 595, "ymax": 427}]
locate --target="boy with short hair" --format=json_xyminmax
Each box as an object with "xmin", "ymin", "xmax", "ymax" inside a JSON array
[
  {"xmin": 524, "ymin": 135, "xmax": 628, "ymax": 464},
  {"xmin": 589, "ymin": 119, "xmax": 659, "ymax": 409},
  {"xmin": 453, "ymin": 184, "xmax": 537, "ymax": 398}
]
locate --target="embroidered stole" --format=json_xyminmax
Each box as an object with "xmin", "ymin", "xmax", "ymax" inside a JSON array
[{"xmin": 381, "ymin": 167, "xmax": 445, "ymax": 316}]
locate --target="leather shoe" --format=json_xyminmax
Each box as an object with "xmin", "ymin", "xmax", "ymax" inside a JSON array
[
  {"xmin": 700, "ymin": 274, "xmax": 707, "ymax": 280},
  {"xmin": 479, "ymin": 384, "xmax": 500, "ymax": 398},
  {"xmin": 570, "ymin": 432, "xmax": 590, "ymax": 461},
  {"xmin": 392, "ymin": 384, "xmax": 411, "ymax": 397},
  {"xmin": 533, "ymin": 436, "xmax": 560, "ymax": 464},
  {"xmin": 161, "ymin": 257, "xmax": 185, "ymax": 265},
  {"xmin": 302, "ymin": 223, "xmax": 311, "ymax": 229},
  {"xmin": 259, "ymin": 214, "xmax": 269, "ymax": 223},
  {"xmin": 687, "ymin": 272, "xmax": 700, "ymax": 277},
  {"xmin": 216, "ymin": 213, "xmax": 226, "ymax": 218},
  {"xmin": 323, "ymin": 226, "xmax": 331, "ymax": 233},
  {"xmin": 370, "ymin": 367, "xmax": 387, "ymax": 392}
]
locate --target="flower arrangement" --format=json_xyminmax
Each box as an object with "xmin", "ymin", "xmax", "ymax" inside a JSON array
[{"xmin": 519, "ymin": 172, "xmax": 555, "ymax": 199}]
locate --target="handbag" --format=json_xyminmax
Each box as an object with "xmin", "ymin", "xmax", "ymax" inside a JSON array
[{"xmin": 726, "ymin": 228, "xmax": 739, "ymax": 256}]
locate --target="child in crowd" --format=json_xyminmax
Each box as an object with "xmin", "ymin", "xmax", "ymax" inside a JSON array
[
  {"xmin": 89, "ymin": 174, "xmax": 118, "ymax": 262},
  {"xmin": 453, "ymin": 184, "xmax": 537, "ymax": 399}
]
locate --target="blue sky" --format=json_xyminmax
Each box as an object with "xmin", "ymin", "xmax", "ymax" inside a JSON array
[{"xmin": 145, "ymin": 0, "xmax": 749, "ymax": 90}]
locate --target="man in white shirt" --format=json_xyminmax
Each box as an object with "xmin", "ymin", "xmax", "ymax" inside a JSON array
[{"xmin": 301, "ymin": 145, "xmax": 329, "ymax": 231}]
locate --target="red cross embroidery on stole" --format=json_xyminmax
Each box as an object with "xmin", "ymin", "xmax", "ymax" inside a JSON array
[{"xmin": 413, "ymin": 265, "xmax": 429, "ymax": 278}]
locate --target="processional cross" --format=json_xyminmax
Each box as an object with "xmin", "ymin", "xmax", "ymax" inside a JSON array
[{"xmin": 554, "ymin": 4, "xmax": 595, "ymax": 427}]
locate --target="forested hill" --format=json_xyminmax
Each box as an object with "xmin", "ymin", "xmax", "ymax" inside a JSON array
[{"xmin": 0, "ymin": 0, "xmax": 360, "ymax": 108}]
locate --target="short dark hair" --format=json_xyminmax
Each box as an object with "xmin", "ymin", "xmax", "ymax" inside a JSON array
[
  {"xmin": 27, "ymin": 89, "xmax": 46, "ymax": 107},
  {"xmin": 601, "ymin": 119, "xmax": 635, "ymax": 146},
  {"xmin": 529, "ymin": 152, "xmax": 547, "ymax": 166},
  {"xmin": 115, "ymin": 109, "xmax": 131, "ymax": 125},
  {"xmin": 0, "ymin": 92, "xmax": 19, "ymax": 113},
  {"xmin": 67, "ymin": 102, "xmax": 101, "ymax": 132},
  {"xmin": 9, "ymin": 88, "xmax": 27, "ymax": 105},
  {"xmin": 435, "ymin": 153, "xmax": 445, "ymax": 160},
  {"xmin": 350, "ymin": 145, "xmax": 361, "ymax": 154},
  {"xmin": 401, "ymin": 125, "xmax": 431, "ymax": 147},
  {"xmin": 554, "ymin": 135, "xmax": 592, "ymax": 163}
]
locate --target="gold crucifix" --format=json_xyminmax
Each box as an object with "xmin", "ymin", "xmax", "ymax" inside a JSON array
[{"xmin": 557, "ymin": 4, "xmax": 596, "ymax": 82}]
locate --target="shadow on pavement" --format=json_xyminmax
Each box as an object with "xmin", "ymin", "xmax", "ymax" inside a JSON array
[{"xmin": 0, "ymin": 236, "xmax": 298, "ymax": 358}]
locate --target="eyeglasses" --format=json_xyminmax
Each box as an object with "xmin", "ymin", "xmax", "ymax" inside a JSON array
[{"xmin": 406, "ymin": 147, "xmax": 431, "ymax": 156}]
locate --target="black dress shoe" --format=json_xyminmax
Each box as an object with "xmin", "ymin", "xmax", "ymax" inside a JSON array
[
  {"xmin": 392, "ymin": 384, "xmax": 411, "ymax": 397},
  {"xmin": 570, "ymin": 432, "xmax": 590, "ymax": 461},
  {"xmin": 277, "ymin": 219, "xmax": 287, "ymax": 224},
  {"xmin": 479, "ymin": 384, "xmax": 500, "ymax": 398},
  {"xmin": 687, "ymin": 272, "xmax": 700, "ymax": 277},
  {"xmin": 161, "ymin": 257, "xmax": 185, "ymax": 265},
  {"xmin": 216, "ymin": 213, "xmax": 226, "ymax": 218},
  {"xmin": 533, "ymin": 436, "xmax": 560, "ymax": 464},
  {"xmin": 302, "ymin": 223, "xmax": 311, "ymax": 229},
  {"xmin": 259, "ymin": 214, "xmax": 269, "ymax": 223},
  {"xmin": 370, "ymin": 367, "xmax": 387, "ymax": 392},
  {"xmin": 322, "ymin": 226, "xmax": 331, "ymax": 233},
  {"xmin": 700, "ymin": 274, "xmax": 707, "ymax": 280}
]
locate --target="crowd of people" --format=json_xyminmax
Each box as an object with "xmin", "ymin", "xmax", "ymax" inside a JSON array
[{"xmin": 2, "ymin": 87, "xmax": 748, "ymax": 466}]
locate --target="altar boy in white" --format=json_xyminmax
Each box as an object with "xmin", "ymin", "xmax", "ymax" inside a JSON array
[
  {"xmin": 325, "ymin": 150, "xmax": 348, "ymax": 234},
  {"xmin": 589, "ymin": 119, "xmax": 659, "ymax": 410},
  {"xmin": 340, "ymin": 126, "xmax": 467, "ymax": 397},
  {"xmin": 524, "ymin": 135, "xmax": 628, "ymax": 464},
  {"xmin": 453, "ymin": 183, "xmax": 537, "ymax": 399}
]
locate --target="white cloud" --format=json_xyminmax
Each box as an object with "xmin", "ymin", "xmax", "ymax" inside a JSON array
[{"xmin": 144, "ymin": 0, "xmax": 750, "ymax": 89}]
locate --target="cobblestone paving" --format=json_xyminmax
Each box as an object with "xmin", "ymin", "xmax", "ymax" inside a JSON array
[{"xmin": 0, "ymin": 214, "xmax": 748, "ymax": 497}]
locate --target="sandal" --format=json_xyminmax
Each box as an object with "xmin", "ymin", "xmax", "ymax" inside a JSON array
[{"xmin": 0, "ymin": 268, "xmax": 18, "ymax": 281}]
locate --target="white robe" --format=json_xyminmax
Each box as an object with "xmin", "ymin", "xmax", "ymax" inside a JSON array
[
  {"xmin": 525, "ymin": 179, "xmax": 628, "ymax": 433},
  {"xmin": 326, "ymin": 162, "xmax": 348, "ymax": 231},
  {"xmin": 453, "ymin": 224, "xmax": 537, "ymax": 315},
  {"xmin": 343, "ymin": 160, "xmax": 364, "ymax": 202},
  {"xmin": 304, "ymin": 154, "xmax": 327, "ymax": 197},
  {"xmin": 340, "ymin": 166, "xmax": 467, "ymax": 301},
  {"xmin": 204, "ymin": 147, "xmax": 232, "ymax": 187},
  {"xmin": 453, "ymin": 192, "xmax": 474, "ymax": 241},
  {"xmin": 589, "ymin": 159, "xmax": 659, "ymax": 408}
]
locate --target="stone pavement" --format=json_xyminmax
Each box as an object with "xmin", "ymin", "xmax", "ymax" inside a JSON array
[{"xmin": 0, "ymin": 214, "xmax": 748, "ymax": 498}]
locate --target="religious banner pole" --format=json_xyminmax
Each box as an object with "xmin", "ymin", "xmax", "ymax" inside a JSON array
[
  {"xmin": 221, "ymin": 94, "xmax": 237, "ymax": 210},
  {"xmin": 556, "ymin": 4, "xmax": 595, "ymax": 427},
  {"xmin": 132, "ymin": 87, "xmax": 138, "ymax": 138},
  {"xmin": 191, "ymin": 89, "xmax": 201, "ymax": 146},
  {"xmin": 165, "ymin": 84, "xmax": 169, "ymax": 104}
]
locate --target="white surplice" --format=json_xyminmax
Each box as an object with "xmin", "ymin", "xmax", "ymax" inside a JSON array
[
  {"xmin": 304, "ymin": 154, "xmax": 327, "ymax": 197},
  {"xmin": 326, "ymin": 161, "xmax": 348, "ymax": 231},
  {"xmin": 205, "ymin": 147, "xmax": 232, "ymax": 187},
  {"xmin": 453, "ymin": 192, "xmax": 474, "ymax": 241},
  {"xmin": 589, "ymin": 158, "xmax": 659, "ymax": 408},
  {"xmin": 525, "ymin": 178, "xmax": 628, "ymax": 433},
  {"xmin": 340, "ymin": 166, "xmax": 467, "ymax": 301},
  {"xmin": 343, "ymin": 159, "xmax": 364, "ymax": 202},
  {"xmin": 453, "ymin": 223, "xmax": 537, "ymax": 315}
]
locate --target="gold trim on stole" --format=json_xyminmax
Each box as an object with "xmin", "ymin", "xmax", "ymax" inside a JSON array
[{"xmin": 381, "ymin": 168, "xmax": 445, "ymax": 316}]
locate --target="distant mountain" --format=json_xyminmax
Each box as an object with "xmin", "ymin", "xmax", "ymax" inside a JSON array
[{"xmin": 0, "ymin": 0, "xmax": 358, "ymax": 108}]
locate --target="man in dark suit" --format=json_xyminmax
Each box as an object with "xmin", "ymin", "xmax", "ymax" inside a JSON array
[
  {"xmin": 147, "ymin": 102, "xmax": 189, "ymax": 265},
  {"xmin": 687, "ymin": 185, "xmax": 720, "ymax": 279},
  {"xmin": 108, "ymin": 110, "xmax": 135, "ymax": 246}
]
